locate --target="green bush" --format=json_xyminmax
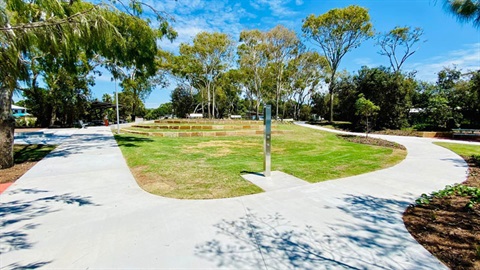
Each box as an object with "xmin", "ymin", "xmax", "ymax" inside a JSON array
[{"xmin": 14, "ymin": 117, "xmax": 37, "ymax": 127}]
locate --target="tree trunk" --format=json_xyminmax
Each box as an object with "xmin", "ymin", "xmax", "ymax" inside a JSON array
[
  {"xmin": 328, "ymin": 71, "xmax": 336, "ymax": 123},
  {"xmin": 275, "ymin": 92, "xmax": 280, "ymax": 120},
  {"xmin": 329, "ymin": 90, "xmax": 334, "ymax": 122},
  {"xmin": 207, "ymin": 84, "xmax": 211, "ymax": 119},
  {"xmin": 0, "ymin": 88, "xmax": 15, "ymax": 169},
  {"xmin": 212, "ymin": 86, "xmax": 216, "ymax": 119}
]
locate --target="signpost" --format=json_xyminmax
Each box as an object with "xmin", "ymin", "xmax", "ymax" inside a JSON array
[{"xmin": 264, "ymin": 105, "xmax": 271, "ymax": 178}]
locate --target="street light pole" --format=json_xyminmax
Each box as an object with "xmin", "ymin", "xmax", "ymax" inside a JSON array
[{"xmin": 115, "ymin": 77, "xmax": 120, "ymax": 134}]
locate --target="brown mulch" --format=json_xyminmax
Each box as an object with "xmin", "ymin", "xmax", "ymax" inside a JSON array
[
  {"xmin": 337, "ymin": 134, "xmax": 406, "ymax": 150},
  {"xmin": 403, "ymin": 156, "xmax": 480, "ymax": 270},
  {"xmin": 0, "ymin": 145, "xmax": 55, "ymax": 185},
  {"xmin": 0, "ymin": 161, "xmax": 38, "ymax": 184}
]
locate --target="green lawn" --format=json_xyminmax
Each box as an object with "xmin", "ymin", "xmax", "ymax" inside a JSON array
[
  {"xmin": 434, "ymin": 142, "xmax": 480, "ymax": 156},
  {"xmin": 115, "ymin": 125, "xmax": 406, "ymax": 199}
]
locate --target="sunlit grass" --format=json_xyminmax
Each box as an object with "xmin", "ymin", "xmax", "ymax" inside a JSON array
[
  {"xmin": 115, "ymin": 124, "xmax": 406, "ymax": 199},
  {"xmin": 434, "ymin": 142, "xmax": 480, "ymax": 156}
]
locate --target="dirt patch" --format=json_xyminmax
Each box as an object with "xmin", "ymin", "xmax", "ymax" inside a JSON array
[
  {"xmin": 337, "ymin": 134, "xmax": 407, "ymax": 150},
  {"xmin": 0, "ymin": 161, "xmax": 38, "ymax": 184},
  {"xmin": 14, "ymin": 127, "xmax": 43, "ymax": 133},
  {"xmin": 403, "ymin": 155, "xmax": 480, "ymax": 270},
  {"xmin": 182, "ymin": 140, "xmax": 260, "ymax": 157}
]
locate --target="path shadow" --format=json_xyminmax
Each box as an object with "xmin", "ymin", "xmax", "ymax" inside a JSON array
[
  {"xmin": 328, "ymin": 194, "xmax": 444, "ymax": 269},
  {"xmin": 0, "ymin": 189, "xmax": 98, "ymax": 260},
  {"xmin": 196, "ymin": 211, "xmax": 364, "ymax": 270},
  {"xmin": 4, "ymin": 261, "xmax": 52, "ymax": 270},
  {"xmin": 240, "ymin": 171, "xmax": 264, "ymax": 177},
  {"xmin": 46, "ymin": 134, "xmax": 118, "ymax": 158},
  {"xmin": 439, "ymin": 158, "xmax": 468, "ymax": 168},
  {"xmin": 196, "ymin": 195, "xmax": 443, "ymax": 269}
]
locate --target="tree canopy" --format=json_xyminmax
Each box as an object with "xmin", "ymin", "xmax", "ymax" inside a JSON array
[{"xmin": 302, "ymin": 5, "xmax": 374, "ymax": 122}]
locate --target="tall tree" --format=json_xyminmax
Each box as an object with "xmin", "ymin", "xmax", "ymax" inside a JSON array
[
  {"xmin": 443, "ymin": 0, "xmax": 480, "ymax": 28},
  {"xmin": 238, "ymin": 29, "xmax": 268, "ymax": 119},
  {"xmin": 302, "ymin": 5, "xmax": 374, "ymax": 122},
  {"xmin": 354, "ymin": 66, "xmax": 416, "ymax": 129},
  {"xmin": 376, "ymin": 26, "xmax": 425, "ymax": 72},
  {"xmin": 286, "ymin": 51, "xmax": 326, "ymax": 120},
  {"xmin": 0, "ymin": 0, "xmax": 175, "ymax": 169},
  {"xmin": 266, "ymin": 25, "xmax": 300, "ymax": 119},
  {"xmin": 179, "ymin": 32, "xmax": 233, "ymax": 119}
]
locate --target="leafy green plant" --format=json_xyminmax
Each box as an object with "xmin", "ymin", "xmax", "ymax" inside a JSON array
[{"xmin": 415, "ymin": 184, "xmax": 480, "ymax": 209}]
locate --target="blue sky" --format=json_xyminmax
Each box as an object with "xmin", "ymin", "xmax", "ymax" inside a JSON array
[{"xmin": 60, "ymin": 0, "xmax": 480, "ymax": 108}]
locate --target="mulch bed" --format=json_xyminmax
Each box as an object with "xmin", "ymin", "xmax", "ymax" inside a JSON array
[
  {"xmin": 403, "ymin": 155, "xmax": 480, "ymax": 270},
  {"xmin": 337, "ymin": 134, "xmax": 406, "ymax": 150},
  {"xmin": 0, "ymin": 161, "xmax": 38, "ymax": 184}
]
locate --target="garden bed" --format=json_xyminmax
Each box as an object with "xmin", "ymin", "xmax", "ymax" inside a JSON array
[{"xmin": 403, "ymin": 143, "xmax": 480, "ymax": 270}]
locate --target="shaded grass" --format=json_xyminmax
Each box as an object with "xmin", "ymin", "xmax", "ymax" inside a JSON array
[
  {"xmin": 14, "ymin": 144, "xmax": 56, "ymax": 164},
  {"xmin": 115, "ymin": 125, "xmax": 406, "ymax": 199}
]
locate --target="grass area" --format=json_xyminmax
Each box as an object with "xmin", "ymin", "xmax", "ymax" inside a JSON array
[
  {"xmin": 14, "ymin": 144, "xmax": 56, "ymax": 163},
  {"xmin": 434, "ymin": 142, "xmax": 480, "ymax": 156},
  {"xmin": 115, "ymin": 124, "xmax": 406, "ymax": 199}
]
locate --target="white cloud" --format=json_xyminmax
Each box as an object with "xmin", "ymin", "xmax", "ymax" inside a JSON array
[
  {"xmin": 157, "ymin": 0, "xmax": 254, "ymax": 53},
  {"xmin": 407, "ymin": 43, "xmax": 480, "ymax": 82},
  {"xmin": 250, "ymin": 0, "xmax": 298, "ymax": 17},
  {"xmin": 353, "ymin": 57, "xmax": 378, "ymax": 67}
]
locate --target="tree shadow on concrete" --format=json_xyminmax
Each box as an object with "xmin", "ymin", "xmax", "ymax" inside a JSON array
[
  {"xmin": 0, "ymin": 189, "xmax": 98, "ymax": 268},
  {"xmin": 45, "ymin": 134, "xmax": 119, "ymax": 158},
  {"xmin": 4, "ymin": 261, "xmax": 52, "ymax": 270},
  {"xmin": 329, "ymin": 194, "xmax": 445, "ymax": 269},
  {"xmin": 195, "ymin": 211, "xmax": 364, "ymax": 270},
  {"xmin": 439, "ymin": 158, "xmax": 468, "ymax": 168},
  {"xmin": 196, "ymin": 195, "xmax": 444, "ymax": 269}
]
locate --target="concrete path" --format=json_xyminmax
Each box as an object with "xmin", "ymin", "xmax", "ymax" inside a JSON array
[{"xmin": 0, "ymin": 124, "xmax": 476, "ymax": 269}]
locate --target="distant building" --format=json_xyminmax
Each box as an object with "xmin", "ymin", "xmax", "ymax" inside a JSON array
[{"xmin": 11, "ymin": 105, "xmax": 31, "ymax": 117}]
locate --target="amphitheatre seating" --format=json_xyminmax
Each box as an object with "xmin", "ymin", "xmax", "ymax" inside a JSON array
[{"xmin": 121, "ymin": 119, "xmax": 290, "ymax": 138}]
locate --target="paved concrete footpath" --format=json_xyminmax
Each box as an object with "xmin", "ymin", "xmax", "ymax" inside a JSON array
[{"xmin": 0, "ymin": 124, "xmax": 476, "ymax": 269}]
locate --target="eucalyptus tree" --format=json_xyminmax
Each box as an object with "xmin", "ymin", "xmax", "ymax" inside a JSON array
[
  {"xmin": 265, "ymin": 25, "xmax": 300, "ymax": 119},
  {"xmin": 179, "ymin": 32, "xmax": 234, "ymax": 118},
  {"xmin": 376, "ymin": 26, "xmax": 425, "ymax": 72},
  {"xmin": 167, "ymin": 49, "xmax": 205, "ymax": 114},
  {"xmin": 237, "ymin": 29, "xmax": 269, "ymax": 119},
  {"xmin": 0, "ymin": 0, "xmax": 118, "ymax": 169},
  {"xmin": 302, "ymin": 5, "xmax": 374, "ymax": 122},
  {"xmin": 103, "ymin": 9, "xmax": 176, "ymax": 122},
  {"xmin": 286, "ymin": 51, "xmax": 327, "ymax": 120},
  {"xmin": 0, "ymin": 0, "xmax": 175, "ymax": 169},
  {"xmin": 215, "ymin": 69, "xmax": 244, "ymax": 117}
]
